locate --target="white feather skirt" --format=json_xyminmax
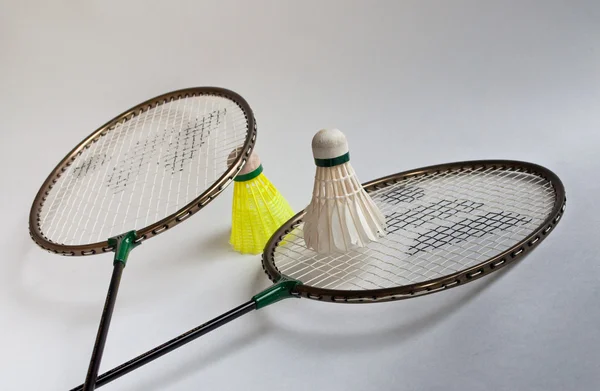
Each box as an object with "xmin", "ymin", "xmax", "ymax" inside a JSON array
[{"xmin": 303, "ymin": 162, "xmax": 386, "ymax": 254}]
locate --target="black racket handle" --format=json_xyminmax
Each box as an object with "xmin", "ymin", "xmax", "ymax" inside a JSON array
[
  {"xmin": 82, "ymin": 262, "xmax": 125, "ymax": 391},
  {"xmin": 71, "ymin": 300, "xmax": 257, "ymax": 391}
]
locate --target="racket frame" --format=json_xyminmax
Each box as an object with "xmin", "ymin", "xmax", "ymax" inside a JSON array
[
  {"xmin": 263, "ymin": 160, "xmax": 566, "ymax": 303},
  {"xmin": 29, "ymin": 86, "xmax": 257, "ymax": 256}
]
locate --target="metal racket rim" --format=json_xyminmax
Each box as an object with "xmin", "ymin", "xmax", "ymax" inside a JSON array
[{"xmin": 262, "ymin": 159, "xmax": 566, "ymax": 303}]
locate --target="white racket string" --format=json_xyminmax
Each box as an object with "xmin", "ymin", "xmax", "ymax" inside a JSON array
[
  {"xmin": 274, "ymin": 166, "xmax": 556, "ymax": 290},
  {"xmin": 39, "ymin": 95, "xmax": 249, "ymax": 246}
]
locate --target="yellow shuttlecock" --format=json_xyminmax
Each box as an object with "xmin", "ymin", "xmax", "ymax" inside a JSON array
[{"xmin": 230, "ymin": 150, "xmax": 294, "ymax": 254}]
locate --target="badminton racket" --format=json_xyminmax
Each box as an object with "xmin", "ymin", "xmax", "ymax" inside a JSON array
[
  {"xmin": 29, "ymin": 87, "xmax": 256, "ymax": 391},
  {"xmin": 70, "ymin": 159, "xmax": 565, "ymax": 390}
]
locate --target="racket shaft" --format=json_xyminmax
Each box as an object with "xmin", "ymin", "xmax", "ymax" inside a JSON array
[
  {"xmin": 82, "ymin": 262, "xmax": 125, "ymax": 391},
  {"xmin": 71, "ymin": 300, "xmax": 256, "ymax": 390}
]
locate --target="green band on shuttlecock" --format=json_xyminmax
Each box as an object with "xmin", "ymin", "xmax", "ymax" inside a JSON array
[
  {"xmin": 314, "ymin": 152, "xmax": 350, "ymax": 167},
  {"xmin": 234, "ymin": 164, "xmax": 263, "ymax": 182}
]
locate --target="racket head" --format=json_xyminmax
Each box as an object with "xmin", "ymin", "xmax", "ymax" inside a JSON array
[
  {"xmin": 263, "ymin": 160, "xmax": 565, "ymax": 303},
  {"xmin": 30, "ymin": 87, "xmax": 256, "ymax": 256}
]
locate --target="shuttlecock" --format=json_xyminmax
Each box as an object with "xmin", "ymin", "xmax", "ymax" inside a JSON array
[
  {"xmin": 303, "ymin": 129, "xmax": 386, "ymax": 254},
  {"xmin": 229, "ymin": 149, "xmax": 294, "ymax": 255}
]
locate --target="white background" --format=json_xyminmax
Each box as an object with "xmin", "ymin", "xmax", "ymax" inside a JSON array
[{"xmin": 1, "ymin": 1, "xmax": 599, "ymax": 390}]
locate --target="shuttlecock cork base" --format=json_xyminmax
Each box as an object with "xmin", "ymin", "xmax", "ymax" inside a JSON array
[
  {"xmin": 229, "ymin": 150, "xmax": 294, "ymax": 255},
  {"xmin": 303, "ymin": 129, "xmax": 386, "ymax": 254}
]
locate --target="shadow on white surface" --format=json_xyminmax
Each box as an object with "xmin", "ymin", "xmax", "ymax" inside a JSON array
[
  {"xmin": 260, "ymin": 265, "xmax": 514, "ymax": 352},
  {"xmin": 126, "ymin": 254, "xmax": 521, "ymax": 390},
  {"xmin": 193, "ymin": 228, "xmax": 232, "ymax": 257},
  {"xmin": 125, "ymin": 265, "xmax": 273, "ymax": 391},
  {"xmin": 128, "ymin": 325, "xmax": 268, "ymax": 391},
  {"xmin": 2, "ymin": 215, "xmax": 94, "ymax": 317},
  {"xmin": 3, "ymin": 222, "xmax": 235, "ymax": 324}
]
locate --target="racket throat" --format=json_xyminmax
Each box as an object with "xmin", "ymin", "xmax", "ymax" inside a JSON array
[
  {"xmin": 108, "ymin": 230, "xmax": 140, "ymax": 266},
  {"xmin": 252, "ymin": 277, "xmax": 301, "ymax": 309}
]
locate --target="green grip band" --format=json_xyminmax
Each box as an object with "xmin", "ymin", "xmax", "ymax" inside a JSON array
[
  {"xmin": 252, "ymin": 277, "xmax": 301, "ymax": 309},
  {"xmin": 314, "ymin": 152, "xmax": 350, "ymax": 167},
  {"xmin": 234, "ymin": 164, "xmax": 263, "ymax": 182},
  {"xmin": 108, "ymin": 230, "xmax": 139, "ymax": 266}
]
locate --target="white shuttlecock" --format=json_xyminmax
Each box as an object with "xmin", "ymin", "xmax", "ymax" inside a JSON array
[{"xmin": 303, "ymin": 128, "xmax": 386, "ymax": 254}]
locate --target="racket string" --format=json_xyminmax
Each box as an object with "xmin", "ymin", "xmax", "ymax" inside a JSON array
[
  {"xmin": 39, "ymin": 95, "xmax": 250, "ymax": 245},
  {"xmin": 274, "ymin": 166, "xmax": 557, "ymax": 290}
]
